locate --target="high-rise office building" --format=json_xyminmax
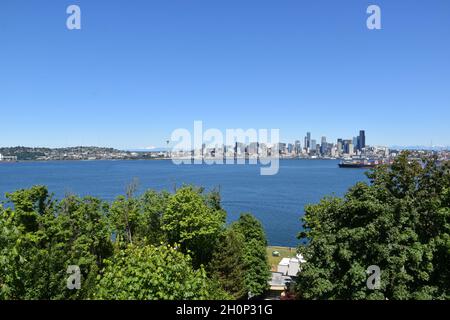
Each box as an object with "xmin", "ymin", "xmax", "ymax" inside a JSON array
[
  {"xmin": 287, "ymin": 143, "xmax": 294, "ymax": 154},
  {"xmin": 306, "ymin": 132, "xmax": 311, "ymax": 149},
  {"xmin": 359, "ymin": 130, "xmax": 366, "ymax": 151},
  {"xmin": 310, "ymin": 139, "xmax": 317, "ymax": 151},
  {"xmin": 320, "ymin": 136, "xmax": 327, "ymax": 155},
  {"xmin": 343, "ymin": 139, "xmax": 352, "ymax": 154},
  {"xmin": 337, "ymin": 138, "xmax": 343, "ymax": 154},
  {"xmin": 294, "ymin": 140, "xmax": 301, "ymax": 155}
]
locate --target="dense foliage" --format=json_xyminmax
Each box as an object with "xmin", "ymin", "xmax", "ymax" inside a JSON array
[
  {"xmin": 162, "ymin": 186, "xmax": 226, "ymax": 268},
  {"xmin": 0, "ymin": 184, "xmax": 270, "ymax": 300},
  {"xmin": 296, "ymin": 153, "xmax": 450, "ymax": 300},
  {"xmin": 0, "ymin": 186, "xmax": 113, "ymax": 299},
  {"xmin": 234, "ymin": 214, "xmax": 271, "ymax": 297},
  {"xmin": 209, "ymin": 228, "xmax": 247, "ymax": 299},
  {"xmin": 208, "ymin": 214, "xmax": 271, "ymax": 299},
  {"xmin": 95, "ymin": 245, "xmax": 229, "ymax": 300}
]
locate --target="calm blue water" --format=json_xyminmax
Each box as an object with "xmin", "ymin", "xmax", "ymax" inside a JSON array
[{"xmin": 0, "ymin": 160, "xmax": 368, "ymax": 246}]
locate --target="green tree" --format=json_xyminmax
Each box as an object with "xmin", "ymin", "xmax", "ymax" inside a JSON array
[
  {"xmin": 110, "ymin": 184, "xmax": 170, "ymax": 247},
  {"xmin": 233, "ymin": 214, "xmax": 270, "ymax": 298},
  {"xmin": 137, "ymin": 189, "xmax": 170, "ymax": 245},
  {"xmin": 95, "ymin": 244, "xmax": 230, "ymax": 300},
  {"xmin": 0, "ymin": 187, "xmax": 113, "ymax": 299},
  {"xmin": 162, "ymin": 186, "xmax": 225, "ymax": 267},
  {"xmin": 109, "ymin": 179, "xmax": 141, "ymax": 245},
  {"xmin": 296, "ymin": 153, "xmax": 450, "ymax": 300},
  {"xmin": 209, "ymin": 227, "xmax": 247, "ymax": 299}
]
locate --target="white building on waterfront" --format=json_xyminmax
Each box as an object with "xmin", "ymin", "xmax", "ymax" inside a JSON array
[{"xmin": 277, "ymin": 254, "xmax": 306, "ymax": 277}]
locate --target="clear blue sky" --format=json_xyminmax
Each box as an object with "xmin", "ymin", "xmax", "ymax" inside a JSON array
[{"xmin": 1, "ymin": 0, "xmax": 449, "ymax": 149}]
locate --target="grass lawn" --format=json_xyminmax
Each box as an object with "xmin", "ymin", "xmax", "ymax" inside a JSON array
[{"xmin": 266, "ymin": 246, "xmax": 298, "ymax": 271}]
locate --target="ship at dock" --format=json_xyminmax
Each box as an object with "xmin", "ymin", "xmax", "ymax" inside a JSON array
[{"xmin": 338, "ymin": 158, "xmax": 385, "ymax": 168}]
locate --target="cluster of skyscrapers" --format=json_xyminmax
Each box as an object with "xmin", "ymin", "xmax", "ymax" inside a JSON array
[
  {"xmin": 279, "ymin": 130, "xmax": 370, "ymax": 158},
  {"xmin": 171, "ymin": 130, "xmax": 386, "ymax": 160},
  {"xmin": 300, "ymin": 130, "xmax": 365, "ymax": 157}
]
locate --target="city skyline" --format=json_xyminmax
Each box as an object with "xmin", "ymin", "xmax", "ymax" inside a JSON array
[
  {"xmin": 1, "ymin": 127, "xmax": 449, "ymax": 150},
  {"xmin": 1, "ymin": 0, "xmax": 450, "ymax": 149},
  {"xmin": 167, "ymin": 129, "xmax": 391, "ymax": 160}
]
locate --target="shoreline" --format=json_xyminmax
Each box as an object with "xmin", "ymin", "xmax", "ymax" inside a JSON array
[{"xmin": 0, "ymin": 157, "xmax": 345, "ymax": 164}]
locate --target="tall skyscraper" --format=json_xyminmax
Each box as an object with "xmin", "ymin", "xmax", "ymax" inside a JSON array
[
  {"xmin": 310, "ymin": 139, "xmax": 317, "ymax": 151},
  {"xmin": 321, "ymin": 136, "xmax": 327, "ymax": 155},
  {"xmin": 306, "ymin": 132, "xmax": 311, "ymax": 149},
  {"xmin": 359, "ymin": 130, "xmax": 366, "ymax": 151},
  {"xmin": 343, "ymin": 139, "xmax": 352, "ymax": 154},
  {"xmin": 337, "ymin": 138, "xmax": 343, "ymax": 154},
  {"xmin": 294, "ymin": 140, "xmax": 301, "ymax": 155}
]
